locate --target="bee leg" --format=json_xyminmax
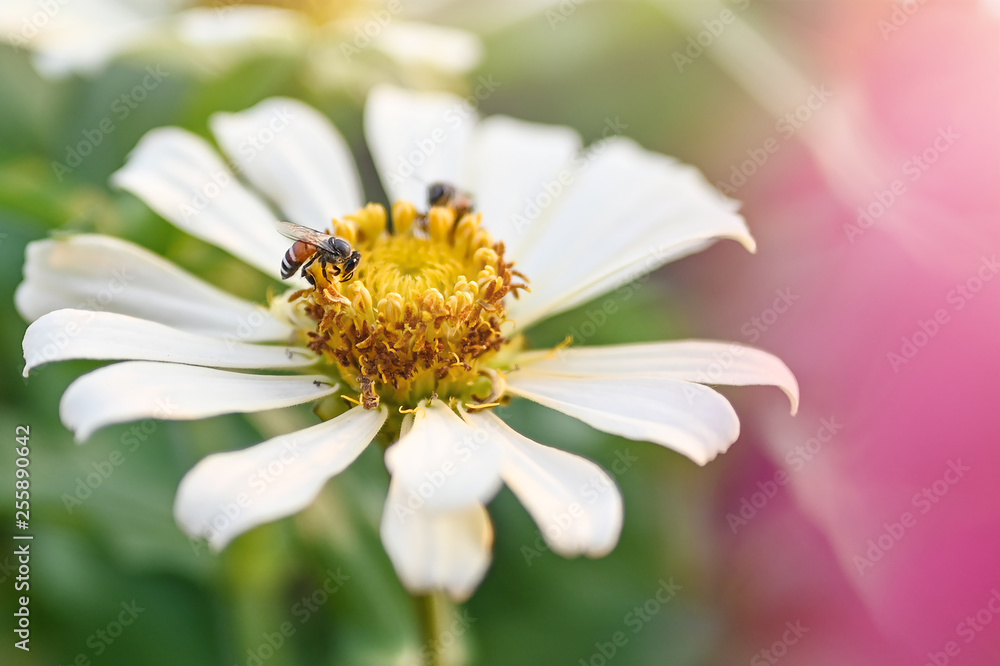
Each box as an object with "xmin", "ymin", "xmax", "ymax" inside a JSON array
[
  {"xmin": 300, "ymin": 260, "xmax": 317, "ymax": 287},
  {"xmin": 339, "ymin": 251, "xmax": 361, "ymax": 282},
  {"xmin": 300, "ymin": 253, "xmax": 320, "ymax": 287},
  {"xmin": 319, "ymin": 256, "xmax": 335, "ymax": 284}
]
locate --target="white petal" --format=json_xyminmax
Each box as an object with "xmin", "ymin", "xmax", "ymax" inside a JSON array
[
  {"xmin": 111, "ymin": 127, "xmax": 287, "ymax": 277},
  {"xmin": 365, "ymin": 85, "xmax": 476, "ymax": 206},
  {"xmin": 465, "ymin": 116, "xmax": 581, "ymax": 259},
  {"xmin": 23, "ymin": 309, "xmax": 315, "ymax": 377},
  {"xmin": 372, "ymin": 22, "xmax": 483, "ymax": 74},
  {"xmin": 395, "ymin": 1, "xmax": 566, "ymax": 33},
  {"xmin": 0, "ymin": 0, "xmax": 158, "ymax": 78},
  {"xmin": 469, "ymin": 411, "xmax": 622, "ymax": 558},
  {"xmin": 505, "ymin": 371, "xmax": 740, "ymax": 466},
  {"xmin": 176, "ymin": 6, "xmax": 308, "ymax": 48},
  {"xmin": 507, "ymin": 138, "xmax": 755, "ymax": 329},
  {"xmin": 517, "ymin": 341, "xmax": 799, "ymax": 415},
  {"xmin": 384, "ymin": 400, "xmax": 502, "ymax": 512},
  {"xmin": 60, "ymin": 361, "xmax": 337, "ymax": 441},
  {"xmin": 175, "ymin": 406, "xmax": 386, "ymax": 550},
  {"xmin": 210, "ymin": 98, "xmax": 364, "ymax": 231},
  {"xmin": 380, "ymin": 480, "xmax": 493, "ymax": 602},
  {"xmin": 15, "ymin": 235, "xmax": 290, "ymax": 341}
]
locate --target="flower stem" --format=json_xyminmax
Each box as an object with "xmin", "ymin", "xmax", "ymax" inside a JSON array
[{"xmin": 416, "ymin": 592, "xmax": 444, "ymax": 666}]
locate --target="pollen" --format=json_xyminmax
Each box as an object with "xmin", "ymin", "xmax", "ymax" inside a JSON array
[{"xmin": 285, "ymin": 199, "xmax": 528, "ymax": 411}]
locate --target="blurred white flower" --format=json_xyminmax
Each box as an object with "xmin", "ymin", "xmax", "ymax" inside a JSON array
[
  {"xmin": 0, "ymin": 0, "xmax": 481, "ymax": 79},
  {"xmin": 18, "ymin": 86, "xmax": 797, "ymax": 599}
]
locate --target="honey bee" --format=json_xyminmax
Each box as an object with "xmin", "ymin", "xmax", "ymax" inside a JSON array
[
  {"xmin": 275, "ymin": 220, "xmax": 361, "ymax": 285},
  {"xmin": 427, "ymin": 182, "xmax": 474, "ymax": 219}
]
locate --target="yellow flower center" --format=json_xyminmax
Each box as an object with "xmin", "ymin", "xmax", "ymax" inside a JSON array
[{"xmin": 285, "ymin": 199, "xmax": 528, "ymax": 412}]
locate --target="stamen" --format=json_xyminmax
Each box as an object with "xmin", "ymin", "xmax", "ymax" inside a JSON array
[
  {"xmin": 286, "ymin": 198, "xmax": 528, "ymax": 411},
  {"xmin": 464, "ymin": 401, "xmax": 502, "ymax": 411}
]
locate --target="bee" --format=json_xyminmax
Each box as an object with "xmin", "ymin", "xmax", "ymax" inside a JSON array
[
  {"xmin": 275, "ymin": 220, "xmax": 361, "ymax": 286},
  {"xmin": 427, "ymin": 181, "xmax": 474, "ymax": 219}
]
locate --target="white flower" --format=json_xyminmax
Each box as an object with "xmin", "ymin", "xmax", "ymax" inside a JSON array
[
  {"xmin": 18, "ymin": 86, "xmax": 798, "ymax": 600},
  {"xmin": 0, "ymin": 0, "xmax": 480, "ymax": 79}
]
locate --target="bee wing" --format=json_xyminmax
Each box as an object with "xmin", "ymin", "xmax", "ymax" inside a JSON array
[{"xmin": 274, "ymin": 220, "xmax": 333, "ymax": 246}]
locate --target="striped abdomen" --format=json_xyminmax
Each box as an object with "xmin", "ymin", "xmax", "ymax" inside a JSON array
[{"xmin": 280, "ymin": 241, "xmax": 315, "ymax": 279}]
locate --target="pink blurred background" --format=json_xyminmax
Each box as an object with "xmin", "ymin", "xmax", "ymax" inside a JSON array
[{"xmin": 682, "ymin": 1, "xmax": 1000, "ymax": 663}]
